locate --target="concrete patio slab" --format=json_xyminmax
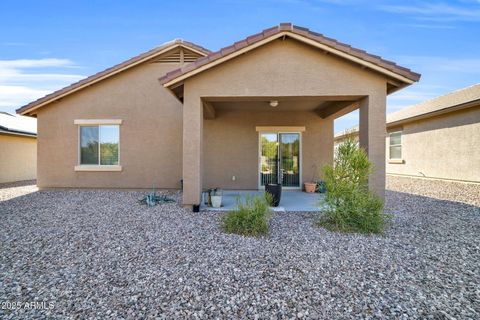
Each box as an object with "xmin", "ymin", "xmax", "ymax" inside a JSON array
[{"xmin": 201, "ymin": 190, "xmax": 323, "ymax": 212}]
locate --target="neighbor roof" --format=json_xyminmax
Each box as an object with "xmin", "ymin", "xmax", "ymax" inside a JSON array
[
  {"xmin": 0, "ymin": 112, "xmax": 37, "ymax": 137},
  {"xmin": 334, "ymin": 83, "xmax": 480, "ymax": 140},
  {"xmin": 387, "ymin": 83, "xmax": 480, "ymax": 125},
  {"xmin": 17, "ymin": 40, "xmax": 210, "ymax": 116},
  {"xmin": 160, "ymin": 23, "xmax": 421, "ymax": 88}
]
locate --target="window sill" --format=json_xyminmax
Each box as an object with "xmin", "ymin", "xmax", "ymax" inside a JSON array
[
  {"xmin": 388, "ymin": 159, "xmax": 404, "ymax": 164},
  {"xmin": 74, "ymin": 165, "xmax": 122, "ymax": 172}
]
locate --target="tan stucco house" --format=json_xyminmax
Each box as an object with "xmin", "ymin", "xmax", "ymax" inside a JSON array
[
  {"xmin": 0, "ymin": 112, "xmax": 37, "ymax": 183},
  {"xmin": 335, "ymin": 83, "xmax": 480, "ymax": 183},
  {"xmin": 17, "ymin": 23, "xmax": 420, "ymax": 207}
]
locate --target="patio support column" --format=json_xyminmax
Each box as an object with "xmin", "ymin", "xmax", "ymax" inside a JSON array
[
  {"xmin": 182, "ymin": 94, "xmax": 203, "ymax": 207},
  {"xmin": 359, "ymin": 93, "xmax": 386, "ymax": 200}
]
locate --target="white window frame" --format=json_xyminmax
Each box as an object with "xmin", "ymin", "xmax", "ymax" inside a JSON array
[
  {"xmin": 256, "ymin": 127, "xmax": 304, "ymax": 190},
  {"xmin": 388, "ymin": 130, "xmax": 403, "ymax": 163},
  {"xmin": 74, "ymin": 119, "xmax": 122, "ymax": 171}
]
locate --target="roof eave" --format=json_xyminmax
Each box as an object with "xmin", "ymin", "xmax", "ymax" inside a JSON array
[
  {"xmin": 16, "ymin": 40, "xmax": 210, "ymax": 116},
  {"xmin": 160, "ymin": 27, "xmax": 421, "ymax": 90},
  {"xmin": 388, "ymin": 99, "xmax": 480, "ymax": 127}
]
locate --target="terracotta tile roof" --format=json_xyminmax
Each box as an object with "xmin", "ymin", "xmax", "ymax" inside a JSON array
[
  {"xmin": 17, "ymin": 39, "xmax": 210, "ymax": 115},
  {"xmin": 159, "ymin": 23, "xmax": 421, "ymax": 86}
]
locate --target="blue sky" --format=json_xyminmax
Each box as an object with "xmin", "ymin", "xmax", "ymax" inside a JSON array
[{"xmin": 1, "ymin": 0, "xmax": 479, "ymax": 132}]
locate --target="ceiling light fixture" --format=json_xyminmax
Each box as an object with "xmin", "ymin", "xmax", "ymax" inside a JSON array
[{"xmin": 270, "ymin": 100, "xmax": 279, "ymax": 107}]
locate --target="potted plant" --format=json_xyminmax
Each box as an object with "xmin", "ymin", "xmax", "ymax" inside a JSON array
[
  {"xmin": 304, "ymin": 165, "xmax": 317, "ymax": 193},
  {"xmin": 316, "ymin": 180, "xmax": 327, "ymax": 193},
  {"xmin": 265, "ymin": 183, "xmax": 282, "ymax": 207},
  {"xmin": 210, "ymin": 188, "xmax": 223, "ymax": 208}
]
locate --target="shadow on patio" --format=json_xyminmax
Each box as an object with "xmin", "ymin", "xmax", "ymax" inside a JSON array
[{"xmin": 201, "ymin": 190, "xmax": 324, "ymax": 212}]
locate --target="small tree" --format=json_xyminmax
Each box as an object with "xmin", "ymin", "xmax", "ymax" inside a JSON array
[{"xmin": 318, "ymin": 136, "xmax": 387, "ymax": 234}]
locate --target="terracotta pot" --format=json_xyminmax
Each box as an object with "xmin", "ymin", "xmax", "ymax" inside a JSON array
[{"xmin": 304, "ymin": 182, "xmax": 316, "ymax": 193}]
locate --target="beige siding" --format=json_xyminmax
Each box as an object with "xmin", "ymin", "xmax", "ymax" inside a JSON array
[
  {"xmin": 387, "ymin": 106, "xmax": 480, "ymax": 182},
  {"xmin": 203, "ymin": 109, "xmax": 333, "ymax": 189},
  {"xmin": 36, "ymin": 61, "xmax": 184, "ymax": 189},
  {"xmin": 0, "ymin": 134, "xmax": 37, "ymax": 183}
]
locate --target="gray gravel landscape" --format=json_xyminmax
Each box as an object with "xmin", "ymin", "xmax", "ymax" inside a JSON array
[{"xmin": 1, "ymin": 177, "xmax": 479, "ymax": 319}]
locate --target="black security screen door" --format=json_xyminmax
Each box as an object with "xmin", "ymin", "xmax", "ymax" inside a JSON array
[{"xmin": 260, "ymin": 133, "xmax": 300, "ymax": 187}]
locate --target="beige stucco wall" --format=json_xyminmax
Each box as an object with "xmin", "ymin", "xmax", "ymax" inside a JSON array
[
  {"xmin": 387, "ymin": 106, "xmax": 480, "ymax": 182},
  {"xmin": 0, "ymin": 133, "xmax": 37, "ymax": 183},
  {"xmin": 203, "ymin": 109, "xmax": 333, "ymax": 190},
  {"xmin": 36, "ymin": 59, "xmax": 184, "ymax": 189},
  {"xmin": 182, "ymin": 38, "xmax": 388, "ymax": 204},
  {"xmin": 34, "ymin": 37, "xmax": 390, "ymax": 203}
]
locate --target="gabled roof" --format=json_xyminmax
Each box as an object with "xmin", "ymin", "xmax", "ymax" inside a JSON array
[
  {"xmin": 17, "ymin": 40, "xmax": 210, "ymax": 116},
  {"xmin": 160, "ymin": 23, "xmax": 421, "ymax": 89},
  {"xmin": 387, "ymin": 83, "xmax": 480, "ymax": 125},
  {"xmin": 0, "ymin": 112, "xmax": 37, "ymax": 137}
]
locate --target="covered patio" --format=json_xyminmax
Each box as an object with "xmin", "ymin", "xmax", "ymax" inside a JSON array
[
  {"xmin": 160, "ymin": 24, "xmax": 420, "ymax": 208},
  {"xmin": 201, "ymin": 190, "xmax": 323, "ymax": 212}
]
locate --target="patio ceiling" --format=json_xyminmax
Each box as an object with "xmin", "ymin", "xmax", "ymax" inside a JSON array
[{"xmin": 202, "ymin": 96, "xmax": 362, "ymax": 119}]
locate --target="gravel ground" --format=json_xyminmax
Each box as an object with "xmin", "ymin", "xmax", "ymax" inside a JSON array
[
  {"xmin": 387, "ymin": 175, "xmax": 480, "ymax": 207},
  {"xmin": 0, "ymin": 179, "xmax": 479, "ymax": 319}
]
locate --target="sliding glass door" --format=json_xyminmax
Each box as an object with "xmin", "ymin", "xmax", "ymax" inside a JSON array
[{"xmin": 260, "ymin": 132, "xmax": 300, "ymax": 188}]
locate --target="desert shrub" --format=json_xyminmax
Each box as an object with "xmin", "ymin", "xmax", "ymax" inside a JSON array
[
  {"xmin": 264, "ymin": 192, "xmax": 275, "ymax": 207},
  {"xmin": 318, "ymin": 137, "xmax": 388, "ymax": 234},
  {"xmin": 222, "ymin": 195, "xmax": 272, "ymax": 236}
]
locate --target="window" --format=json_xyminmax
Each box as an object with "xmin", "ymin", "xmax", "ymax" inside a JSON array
[
  {"xmin": 79, "ymin": 125, "xmax": 119, "ymax": 166},
  {"xmin": 389, "ymin": 131, "xmax": 402, "ymax": 160}
]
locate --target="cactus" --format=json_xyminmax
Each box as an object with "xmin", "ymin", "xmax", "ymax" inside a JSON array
[{"xmin": 140, "ymin": 185, "xmax": 175, "ymax": 206}]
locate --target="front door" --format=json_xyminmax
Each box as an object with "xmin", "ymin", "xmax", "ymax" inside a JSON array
[{"xmin": 259, "ymin": 132, "xmax": 300, "ymax": 188}]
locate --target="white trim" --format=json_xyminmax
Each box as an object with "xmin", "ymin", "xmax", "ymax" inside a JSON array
[
  {"xmin": 257, "ymin": 131, "xmax": 302, "ymax": 190},
  {"xmin": 163, "ymin": 31, "xmax": 415, "ymax": 87},
  {"xmin": 77, "ymin": 124, "xmax": 121, "ymax": 168},
  {"xmin": 0, "ymin": 130, "xmax": 36, "ymax": 138},
  {"xmin": 388, "ymin": 130, "xmax": 402, "ymax": 160},
  {"xmin": 74, "ymin": 165, "xmax": 122, "ymax": 172},
  {"xmin": 256, "ymin": 126, "xmax": 305, "ymax": 132},
  {"xmin": 74, "ymin": 119, "xmax": 122, "ymax": 125},
  {"xmin": 388, "ymin": 159, "xmax": 404, "ymax": 164}
]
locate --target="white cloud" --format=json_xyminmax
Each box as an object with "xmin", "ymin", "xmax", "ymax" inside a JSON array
[
  {"xmin": 0, "ymin": 58, "xmax": 73, "ymax": 69},
  {"xmin": 0, "ymin": 58, "xmax": 85, "ymax": 112},
  {"xmin": 0, "ymin": 85, "xmax": 51, "ymax": 107},
  {"xmin": 378, "ymin": 2, "xmax": 480, "ymax": 21}
]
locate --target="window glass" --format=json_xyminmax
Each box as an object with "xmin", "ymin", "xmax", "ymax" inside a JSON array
[
  {"xmin": 389, "ymin": 145, "xmax": 402, "ymax": 159},
  {"xmin": 390, "ymin": 132, "xmax": 401, "ymax": 146},
  {"xmin": 100, "ymin": 125, "xmax": 119, "ymax": 165},
  {"xmin": 80, "ymin": 126, "xmax": 99, "ymax": 164}
]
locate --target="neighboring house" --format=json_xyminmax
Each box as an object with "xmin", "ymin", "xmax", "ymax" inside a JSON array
[
  {"xmin": 335, "ymin": 84, "xmax": 480, "ymax": 183},
  {"xmin": 17, "ymin": 23, "xmax": 420, "ymax": 207},
  {"xmin": 0, "ymin": 112, "xmax": 37, "ymax": 183}
]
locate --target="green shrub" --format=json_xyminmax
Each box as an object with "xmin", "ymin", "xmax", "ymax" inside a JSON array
[
  {"xmin": 222, "ymin": 195, "xmax": 272, "ymax": 237},
  {"xmin": 318, "ymin": 136, "xmax": 388, "ymax": 234}
]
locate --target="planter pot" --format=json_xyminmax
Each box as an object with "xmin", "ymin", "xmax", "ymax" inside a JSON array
[
  {"xmin": 304, "ymin": 182, "xmax": 316, "ymax": 193},
  {"xmin": 211, "ymin": 195, "xmax": 222, "ymax": 208},
  {"xmin": 265, "ymin": 183, "xmax": 282, "ymax": 207},
  {"xmin": 316, "ymin": 181, "xmax": 327, "ymax": 193}
]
